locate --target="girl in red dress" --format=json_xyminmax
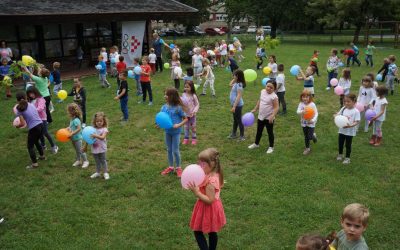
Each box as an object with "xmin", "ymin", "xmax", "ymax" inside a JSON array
[{"xmin": 188, "ymin": 148, "xmax": 226, "ymax": 250}]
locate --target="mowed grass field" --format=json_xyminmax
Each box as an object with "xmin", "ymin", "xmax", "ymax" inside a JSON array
[{"xmin": 0, "ymin": 42, "xmax": 399, "ymax": 249}]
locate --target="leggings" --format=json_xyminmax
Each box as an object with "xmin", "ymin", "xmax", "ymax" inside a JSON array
[
  {"xmin": 372, "ymin": 120, "xmax": 383, "ymax": 137},
  {"xmin": 165, "ymin": 133, "xmax": 181, "ymax": 167},
  {"xmin": 141, "ymin": 82, "xmax": 153, "ymax": 102},
  {"xmin": 194, "ymin": 231, "xmax": 218, "ymax": 250},
  {"xmin": 184, "ymin": 116, "xmax": 197, "ymax": 139},
  {"xmin": 232, "ymin": 106, "xmax": 244, "ymax": 137},
  {"xmin": 365, "ymin": 55, "xmax": 373, "ymax": 67},
  {"xmin": 72, "ymin": 140, "xmax": 88, "ymax": 162},
  {"xmin": 44, "ymin": 96, "xmax": 52, "ymax": 123},
  {"xmin": 93, "ymin": 153, "xmax": 108, "ymax": 173},
  {"xmin": 276, "ymin": 91, "xmax": 286, "ymax": 112},
  {"xmin": 155, "ymin": 56, "xmax": 163, "ymax": 72},
  {"xmin": 255, "ymin": 119, "xmax": 274, "ymax": 147},
  {"xmin": 302, "ymin": 126, "xmax": 315, "ymax": 148},
  {"xmin": 28, "ymin": 123, "xmax": 44, "ymax": 164},
  {"xmin": 39, "ymin": 120, "xmax": 55, "ymax": 148},
  {"xmin": 338, "ymin": 133, "xmax": 353, "ymax": 158},
  {"xmin": 174, "ymin": 79, "xmax": 180, "ymax": 90}
]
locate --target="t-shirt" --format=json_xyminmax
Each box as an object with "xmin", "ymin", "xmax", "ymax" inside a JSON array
[
  {"xmin": 332, "ymin": 229, "xmax": 368, "ymax": 250},
  {"xmin": 118, "ymin": 80, "xmax": 128, "ymax": 97},
  {"xmin": 343, "ymin": 49, "xmax": 355, "ymax": 56},
  {"xmin": 101, "ymin": 52, "xmax": 108, "ymax": 62},
  {"xmin": 0, "ymin": 48, "xmax": 12, "ymax": 62},
  {"xmin": 91, "ymin": 127, "xmax": 109, "ymax": 154},
  {"xmin": 16, "ymin": 103, "xmax": 42, "ymax": 130},
  {"xmin": 276, "ymin": 73, "xmax": 285, "ymax": 92},
  {"xmin": 192, "ymin": 54, "xmax": 203, "ymax": 68},
  {"xmin": 357, "ymin": 87, "xmax": 376, "ymax": 106},
  {"xmin": 32, "ymin": 97, "xmax": 46, "ymax": 121},
  {"xmin": 149, "ymin": 53, "xmax": 157, "ymax": 64},
  {"xmin": 388, "ymin": 63, "xmax": 397, "ymax": 76},
  {"xmin": 68, "ymin": 87, "xmax": 86, "ymax": 106},
  {"xmin": 304, "ymin": 75, "xmax": 314, "ymax": 88},
  {"xmin": 153, "ymin": 38, "xmax": 165, "ymax": 57},
  {"xmin": 31, "ymin": 75, "xmax": 50, "ymax": 97},
  {"xmin": 203, "ymin": 65, "xmax": 214, "ymax": 79},
  {"xmin": 52, "ymin": 70, "xmax": 61, "ymax": 85},
  {"xmin": 140, "ymin": 64, "xmax": 151, "ymax": 82},
  {"xmin": 370, "ymin": 97, "xmax": 388, "ymax": 121},
  {"xmin": 219, "ymin": 44, "xmax": 227, "ymax": 55},
  {"xmin": 0, "ymin": 64, "xmax": 10, "ymax": 76},
  {"xmin": 338, "ymin": 78, "xmax": 351, "ymax": 95},
  {"xmin": 296, "ymin": 102, "xmax": 318, "ymax": 127},
  {"xmin": 268, "ymin": 62, "xmax": 278, "ymax": 79},
  {"xmin": 338, "ymin": 107, "xmax": 360, "ymax": 136},
  {"xmin": 161, "ymin": 104, "xmax": 187, "ymax": 135},
  {"xmin": 109, "ymin": 52, "xmax": 119, "ymax": 63},
  {"xmin": 365, "ymin": 45, "xmax": 375, "ymax": 55},
  {"xmin": 116, "ymin": 61, "xmax": 127, "ymax": 73},
  {"xmin": 99, "ymin": 61, "xmax": 107, "ymax": 75},
  {"xmin": 327, "ymin": 56, "xmax": 340, "ymax": 73},
  {"xmin": 229, "ymin": 58, "xmax": 238, "ymax": 72},
  {"xmin": 69, "ymin": 117, "xmax": 83, "ymax": 141},
  {"xmin": 230, "ymin": 82, "xmax": 244, "ymax": 107},
  {"xmin": 352, "ymin": 45, "xmax": 359, "ymax": 55},
  {"xmin": 181, "ymin": 93, "xmax": 199, "ymax": 116},
  {"xmin": 258, "ymin": 89, "xmax": 277, "ymax": 120}
]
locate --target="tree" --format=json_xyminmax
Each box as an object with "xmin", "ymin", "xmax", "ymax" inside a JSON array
[{"xmin": 176, "ymin": 0, "xmax": 211, "ymax": 29}]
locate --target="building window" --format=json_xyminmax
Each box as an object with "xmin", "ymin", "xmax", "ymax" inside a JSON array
[
  {"xmin": 43, "ymin": 24, "xmax": 60, "ymax": 39},
  {"xmin": 19, "ymin": 25, "xmax": 36, "ymax": 40}
]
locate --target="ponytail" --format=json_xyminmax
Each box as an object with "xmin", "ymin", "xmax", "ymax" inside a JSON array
[
  {"xmin": 214, "ymin": 151, "xmax": 224, "ymax": 187},
  {"xmin": 16, "ymin": 91, "xmax": 28, "ymax": 112}
]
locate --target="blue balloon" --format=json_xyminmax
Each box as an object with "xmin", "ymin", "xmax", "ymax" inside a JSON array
[
  {"xmin": 376, "ymin": 74, "xmax": 383, "ymax": 81},
  {"xmin": 49, "ymin": 74, "xmax": 54, "ymax": 84},
  {"xmin": 134, "ymin": 66, "xmax": 142, "ymax": 75},
  {"xmin": 128, "ymin": 70, "xmax": 134, "ymax": 79},
  {"xmin": 338, "ymin": 62, "xmax": 345, "ymax": 67},
  {"xmin": 262, "ymin": 77, "xmax": 270, "ymax": 86},
  {"xmin": 170, "ymin": 43, "xmax": 175, "ymax": 49},
  {"xmin": 110, "ymin": 58, "xmax": 116, "ymax": 64},
  {"xmin": 290, "ymin": 65, "xmax": 300, "ymax": 76},
  {"xmin": 82, "ymin": 126, "xmax": 97, "ymax": 145},
  {"xmin": 155, "ymin": 112, "xmax": 173, "ymax": 129},
  {"xmin": 95, "ymin": 64, "xmax": 102, "ymax": 70}
]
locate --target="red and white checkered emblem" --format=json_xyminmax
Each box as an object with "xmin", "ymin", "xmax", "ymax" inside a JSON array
[{"xmin": 130, "ymin": 36, "xmax": 141, "ymax": 52}]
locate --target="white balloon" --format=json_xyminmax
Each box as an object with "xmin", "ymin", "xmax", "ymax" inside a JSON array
[
  {"xmin": 334, "ymin": 115, "xmax": 349, "ymax": 128},
  {"xmin": 174, "ymin": 67, "xmax": 183, "ymax": 77}
]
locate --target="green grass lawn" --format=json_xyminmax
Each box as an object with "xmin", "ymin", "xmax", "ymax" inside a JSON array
[{"xmin": 0, "ymin": 42, "xmax": 399, "ymax": 249}]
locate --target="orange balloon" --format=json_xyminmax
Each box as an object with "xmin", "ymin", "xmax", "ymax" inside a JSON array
[
  {"xmin": 303, "ymin": 106, "xmax": 315, "ymax": 120},
  {"xmin": 56, "ymin": 128, "xmax": 71, "ymax": 142}
]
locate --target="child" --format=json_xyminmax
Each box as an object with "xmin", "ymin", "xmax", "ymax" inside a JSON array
[
  {"xmin": 228, "ymin": 70, "xmax": 246, "ymax": 141},
  {"xmin": 26, "ymin": 87, "xmax": 58, "ymax": 154},
  {"xmin": 296, "ymin": 233, "xmax": 335, "ymax": 250},
  {"xmin": 200, "ymin": 58, "xmax": 216, "ymax": 97},
  {"xmin": 377, "ymin": 58, "xmax": 390, "ymax": 82},
  {"xmin": 51, "ymin": 62, "xmax": 62, "ymax": 100},
  {"xmin": 188, "ymin": 148, "xmax": 226, "ymax": 250},
  {"xmin": 160, "ymin": 87, "xmax": 188, "ymax": 177},
  {"xmin": 149, "ymin": 48, "xmax": 157, "ymax": 75},
  {"xmin": 267, "ymin": 55, "xmax": 278, "ymax": 80},
  {"xmin": 68, "ymin": 78, "xmax": 87, "ymax": 126},
  {"xmin": 219, "ymin": 40, "xmax": 228, "ymax": 67},
  {"xmin": 350, "ymin": 42, "xmax": 361, "ymax": 66},
  {"xmin": 100, "ymin": 47, "xmax": 108, "ymax": 64},
  {"xmin": 228, "ymin": 50, "xmax": 239, "ymax": 74},
  {"xmin": 109, "ymin": 46, "xmax": 119, "ymax": 77},
  {"xmin": 368, "ymin": 86, "xmax": 388, "ymax": 146},
  {"xmin": 296, "ymin": 90, "xmax": 318, "ymax": 155},
  {"xmin": 97, "ymin": 55, "xmax": 110, "ymax": 88},
  {"xmin": 357, "ymin": 77, "xmax": 376, "ymax": 132},
  {"xmin": 255, "ymin": 44, "xmax": 263, "ymax": 70},
  {"xmin": 248, "ymin": 80, "xmax": 279, "ymax": 153},
  {"xmin": 335, "ymin": 94, "xmax": 360, "ymax": 164},
  {"xmin": 116, "ymin": 55, "xmax": 127, "ymax": 90},
  {"xmin": 183, "ymin": 67, "xmax": 194, "ymax": 82},
  {"xmin": 341, "ymin": 48, "xmax": 360, "ymax": 67},
  {"xmin": 140, "ymin": 56, "xmax": 152, "ymax": 105},
  {"xmin": 114, "ymin": 70, "xmax": 129, "ymax": 122},
  {"xmin": 366, "ymin": 72, "xmax": 378, "ymax": 89},
  {"xmin": 214, "ymin": 42, "xmax": 221, "ymax": 66},
  {"xmin": 76, "ymin": 46, "xmax": 84, "ymax": 69},
  {"xmin": 297, "ymin": 66, "xmax": 316, "ymax": 97},
  {"xmin": 331, "ymin": 203, "xmax": 369, "ymax": 249},
  {"xmin": 233, "ymin": 37, "xmax": 244, "ymax": 62},
  {"xmin": 276, "ymin": 64, "xmax": 286, "ymax": 114},
  {"xmin": 0, "ymin": 58, "xmax": 11, "ymax": 98},
  {"xmin": 84, "ymin": 112, "xmax": 110, "ymax": 180},
  {"xmin": 365, "ymin": 41, "xmax": 375, "ymax": 67},
  {"xmin": 133, "ymin": 58, "xmax": 142, "ymax": 96},
  {"xmin": 171, "ymin": 53, "xmax": 181, "ymax": 89},
  {"xmin": 310, "ymin": 50, "xmax": 320, "ymax": 76},
  {"xmin": 66, "ymin": 103, "xmax": 89, "ymax": 168},
  {"xmin": 192, "ymin": 48, "xmax": 204, "ymax": 86},
  {"xmin": 338, "ymin": 68, "xmax": 351, "ymax": 107},
  {"xmin": 386, "ymin": 55, "xmax": 397, "ymax": 95},
  {"xmin": 326, "ymin": 48, "xmax": 340, "ymax": 90},
  {"xmin": 15, "ymin": 92, "xmax": 45, "ymax": 169},
  {"xmin": 182, "ymin": 81, "xmax": 200, "ymax": 145}
]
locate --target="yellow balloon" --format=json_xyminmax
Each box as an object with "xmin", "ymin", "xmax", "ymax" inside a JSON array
[
  {"xmin": 263, "ymin": 66, "xmax": 272, "ymax": 75},
  {"xmin": 22, "ymin": 55, "xmax": 36, "ymax": 66},
  {"xmin": 57, "ymin": 90, "xmax": 68, "ymax": 100}
]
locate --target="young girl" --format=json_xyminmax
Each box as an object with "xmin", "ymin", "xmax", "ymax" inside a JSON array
[
  {"xmin": 160, "ymin": 87, "xmax": 188, "ymax": 177},
  {"xmin": 84, "ymin": 112, "xmax": 110, "ymax": 180},
  {"xmin": 188, "ymin": 148, "xmax": 226, "ymax": 250},
  {"xmin": 233, "ymin": 37, "xmax": 244, "ymax": 62},
  {"xmin": 228, "ymin": 70, "xmax": 246, "ymax": 141},
  {"xmin": 200, "ymin": 58, "xmax": 216, "ymax": 97},
  {"xmin": 357, "ymin": 77, "xmax": 376, "ymax": 132},
  {"xmin": 296, "ymin": 233, "xmax": 335, "ymax": 250},
  {"xmin": 66, "ymin": 103, "xmax": 89, "ymax": 168},
  {"xmin": 109, "ymin": 46, "xmax": 119, "ymax": 77},
  {"xmin": 192, "ymin": 48, "xmax": 204, "ymax": 86},
  {"xmin": 366, "ymin": 72, "xmax": 379, "ymax": 89},
  {"xmin": 338, "ymin": 68, "xmax": 351, "ymax": 107},
  {"xmin": 214, "ymin": 41, "xmax": 221, "ymax": 66},
  {"xmin": 182, "ymin": 81, "xmax": 200, "ymax": 145},
  {"xmin": 335, "ymin": 94, "xmax": 360, "ymax": 164},
  {"xmin": 148, "ymin": 48, "xmax": 157, "ymax": 75},
  {"xmin": 297, "ymin": 66, "xmax": 316, "ymax": 97},
  {"xmin": 171, "ymin": 53, "xmax": 181, "ymax": 89},
  {"xmin": 248, "ymin": 80, "xmax": 279, "ymax": 154},
  {"xmin": 276, "ymin": 64, "xmax": 286, "ymax": 114},
  {"xmin": 386, "ymin": 55, "xmax": 397, "ymax": 95},
  {"xmin": 296, "ymin": 90, "xmax": 318, "ymax": 155},
  {"xmin": 368, "ymin": 86, "xmax": 388, "ymax": 146},
  {"xmin": 219, "ymin": 40, "xmax": 228, "ymax": 67},
  {"xmin": 26, "ymin": 87, "xmax": 58, "ymax": 154},
  {"xmin": 326, "ymin": 48, "xmax": 340, "ymax": 90},
  {"xmin": 140, "ymin": 56, "xmax": 153, "ymax": 105},
  {"xmin": 15, "ymin": 92, "xmax": 45, "ymax": 169},
  {"xmin": 267, "ymin": 55, "xmax": 278, "ymax": 80},
  {"xmin": 68, "ymin": 78, "xmax": 87, "ymax": 126}
]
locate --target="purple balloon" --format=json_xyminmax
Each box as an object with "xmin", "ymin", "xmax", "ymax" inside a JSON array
[
  {"xmin": 242, "ymin": 112, "xmax": 255, "ymax": 127},
  {"xmin": 365, "ymin": 109, "xmax": 376, "ymax": 121}
]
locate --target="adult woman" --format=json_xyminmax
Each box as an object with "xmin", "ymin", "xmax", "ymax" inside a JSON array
[{"xmin": 0, "ymin": 40, "xmax": 13, "ymax": 65}]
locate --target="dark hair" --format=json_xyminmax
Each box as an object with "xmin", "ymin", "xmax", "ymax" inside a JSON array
[
  {"xmin": 375, "ymin": 85, "xmax": 388, "ymax": 97},
  {"xmin": 184, "ymin": 80, "xmax": 196, "ymax": 95},
  {"xmin": 120, "ymin": 70, "xmax": 128, "ymax": 77},
  {"xmin": 119, "ymin": 55, "xmax": 124, "ymax": 62},
  {"xmin": 366, "ymin": 72, "xmax": 375, "ymax": 81},
  {"xmin": 266, "ymin": 79, "xmax": 277, "ymax": 90},
  {"xmin": 26, "ymin": 86, "xmax": 42, "ymax": 101},
  {"xmin": 186, "ymin": 67, "xmax": 194, "ymax": 77},
  {"xmin": 340, "ymin": 49, "xmax": 345, "ymax": 54},
  {"xmin": 0, "ymin": 40, "xmax": 6, "ymax": 48},
  {"xmin": 233, "ymin": 69, "xmax": 246, "ymax": 88},
  {"xmin": 133, "ymin": 57, "xmax": 140, "ymax": 63},
  {"xmin": 342, "ymin": 68, "xmax": 351, "ymax": 80},
  {"xmin": 331, "ymin": 49, "xmax": 338, "ymax": 55},
  {"xmin": 278, "ymin": 64, "xmax": 284, "ymax": 72},
  {"xmin": 269, "ymin": 54, "xmax": 276, "ymax": 63},
  {"xmin": 369, "ymin": 40, "xmax": 374, "ymax": 45},
  {"xmin": 345, "ymin": 93, "xmax": 357, "ymax": 103},
  {"xmin": 165, "ymin": 87, "xmax": 185, "ymax": 108},
  {"xmin": 16, "ymin": 91, "xmax": 28, "ymax": 112},
  {"xmin": 40, "ymin": 68, "xmax": 50, "ymax": 78},
  {"xmin": 313, "ymin": 50, "xmax": 319, "ymax": 54}
]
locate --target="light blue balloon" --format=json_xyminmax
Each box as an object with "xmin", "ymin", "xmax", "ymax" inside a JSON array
[
  {"xmin": 95, "ymin": 65, "xmax": 102, "ymax": 70},
  {"xmin": 128, "ymin": 70, "xmax": 134, "ymax": 79},
  {"xmin": 82, "ymin": 126, "xmax": 97, "ymax": 145},
  {"xmin": 338, "ymin": 62, "xmax": 345, "ymax": 67},
  {"xmin": 169, "ymin": 43, "xmax": 175, "ymax": 49},
  {"xmin": 262, "ymin": 77, "xmax": 270, "ymax": 86},
  {"xmin": 290, "ymin": 65, "xmax": 300, "ymax": 76},
  {"xmin": 134, "ymin": 66, "xmax": 142, "ymax": 75},
  {"xmin": 155, "ymin": 112, "xmax": 173, "ymax": 129},
  {"xmin": 110, "ymin": 58, "xmax": 116, "ymax": 64},
  {"xmin": 376, "ymin": 74, "xmax": 383, "ymax": 81}
]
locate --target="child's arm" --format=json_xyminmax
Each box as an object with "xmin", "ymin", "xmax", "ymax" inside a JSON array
[
  {"xmin": 296, "ymin": 103, "xmax": 304, "ymax": 115},
  {"xmin": 231, "ymin": 89, "xmax": 242, "ymax": 113},
  {"xmin": 229, "ymin": 78, "xmax": 235, "ymax": 87},
  {"xmin": 91, "ymin": 130, "xmax": 108, "ymax": 140},
  {"xmin": 308, "ymin": 104, "xmax": 318, "ymax": 124},
  {"xmin": 68, "ymin": 88, "xmax": 74, "ymax": 96},
  {"xmin": 268, "ymin": 97, "xmax": 279, "ymax": 123},
  {"xmin": 188, "ymin": 182, "xmax": 216, "ymax": 205},
  {"xmin": 296, "ymin": 69, "xmax": 306, "ymax": 80},
  {"xmin": 36, "ymin": 98, "xmax": 46, "ymax": 114},
  {"xmin": 251, "ymin": 100, "xmax": 260, "ymax": 113},
  {"xmin": 371, "ymin": 103, "xmax": 387, "ymax": 121},
  {"xmin": 192, "ymin": 95, "xmax": 200, "ymax": 114},
  {"xmin": 377, "ymin": 64, "xmax": 386, "ymax": 74},
  {"xmin": 142, "ymin": 67, "xmax": 150, "ymax": 76},
  {"xmin": 173, "ymin": 117, "xmax": 188, "ymax": 129},
  {"xmin": 69, "ymin": 124, "xmax": 81, "ymax": 137},
  {"xmin": 343, "ymin": 119, "xmax": 360, "ymax": 128}
]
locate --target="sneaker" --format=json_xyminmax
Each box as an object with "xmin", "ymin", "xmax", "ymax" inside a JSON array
[
  {"xmin": 104, "ymin": 173, "xmax": 110, "ymax": 180},
  {"xmin": 161, "ymin": 166, "xmax": 174, "ymax": 175},
  {"xmin": 238, "ymin": 136, "xmax": 246, "ymax": 141},
  {"xmin": 266, "ymin": 147, "xmax": 274, "ymax": 154},
  {"xmin": 176, "ymin": 167, "xmax": 182, "ymax": 178},
  {"xmin": 42, "ymin": 145, "xmax": 47, "ymax": 150},
  {"xmin": 38, "ymin": 155, "xmax": 46, "ymax": 160},
  {"xmin": 26, "ymin": 164, "xmax": 38, "ymax": 169},
  {"xmin": 137, "ymin": 101, "xmax": 143, "ymax": 104},
  {"xmin": 72, "ymin": 160, "xmax": 81, "ymax": 167},
  {"xmin": 182, "ymin": 139, "xmax": 189, "ymax": 145},
  {"xmin": 326, "ymin": 87, "xmax": 331, "ymax": 90},
  {"xmin": 336, "ymin": 154, "xmax": 344, "ymax": 161},
  {"xmin": 227, "ymin": 134, "xmax": 237, "ymax": 139},
  {"xmin": 342, "ymin": 158, "xmax": 351, "ymax": 164},
  {"xmin": 191, "ymin": 139, "xmax": 197, "ymax": 145},
  {"xmin": 148, "ymin": 102, "xmax": 153, "ymax": 106},
  {"xmin": 0, "ymin": 218, "xmax": 4, "ymax": 224},
  {"xmin": 248, "ymin": 143, "xmax": 259, "ymax": 149},
  {"xmin": 312, "ymin": 133, "xmax": 318, "ymax": 143},
  {"xmin": 82, "ymin": 123, "xmax": 86, "ymax": 128},
  {"xmin": 82, "ymin": 161, "xmax": 89, "ymax": 168},
  {"xmin": 90, "ymin": 172, "xmax": 101, "ymax": 179},
  {"xmin": 200, "ymin": 93, "xmax": 206, "ymax": 96},
  {"xmin": 303, "ymin": 148, "xmax": 311, "ymax": 155},
  {"xmin": 51, "ymin": 146, "xmax": 59, "ymax": 154}
]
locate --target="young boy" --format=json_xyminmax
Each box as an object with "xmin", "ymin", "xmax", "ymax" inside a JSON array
[
  {"xmin": 276, "ymin": 64, "xmax": 286, "ymax": 114},
  {"xmin": 148, "ymin": 48, "xmax": 157, "ymax": 75},
  {"xmin": 114, "ymin": 70, "xmax": 128, "ymax": 122},
  {"xmin": 116, "ymin": 55, "xmax": 127, "ymax": 89},
  {"xmin": 140, "ymin": 56, "xmax": 153, "ymax": 105},
  {"xmin": 386, "ymin": 55, "xmax": 398, "ymax": 95},
  {"xmin": 341, "ymin": 48, "xmax": 361, "ymax": 67},
  {"xmin": 68, "ymin": 78, "xmax": 87, "ymax": 126},
  {"xmin": 52, "ymin": 62, "xmax": 62, "ymax": 99},
  {"xmin": 332, "ymin": 203, "xmax": 369, "ymax": 250},
  {"xmin": 97, "ymin": 55, "xmax": 110, "ymax": 88},
  {"xmin": 310, "ymin": 50, "xmax": 320, "ymax": 76},
  {"xmin": 228, "ymin": 50, "xmax": 239, "ymax": 74},
  {"xmin": 133, "ymin": 58, "xmax": 142, "ymax": 96},
  {"xmin": 350, "ymin": 42, "xmax": 361, "ymax": 66}
]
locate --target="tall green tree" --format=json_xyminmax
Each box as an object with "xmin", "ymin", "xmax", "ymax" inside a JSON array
[{"xmin": 176, "ymin": 0, "xmax": 210, "ymax": 29}]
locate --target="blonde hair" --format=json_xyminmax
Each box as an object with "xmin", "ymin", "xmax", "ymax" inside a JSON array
[
  {"xmin": 67, "ymin": 103, "xmax": 82, "ymax": 120},
  {"xmin": 92, "ymin": 112, "xmax": 108, "ymax": 128},
  {"xmin": 341, "ymin": 203, "xmax": 369, "ymax": 226},
  {"xmin": 203, "ymin": 58, "xmax": 210, "ymax": 65},
  {"xmin": 198, "ymin": 148, "xmax": 223, "ymax": 185},
  {"xmin": 53, "ymin": 62, "xmax": 61, "ymax": 69}
]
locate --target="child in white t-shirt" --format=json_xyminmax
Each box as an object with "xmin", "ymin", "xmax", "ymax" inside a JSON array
[
  {"xmin": 148, "ymin": 48, "xmax": 157, "ymax": 75},
  {"xmin": 192, "ymin": 48, "xmax": 203, "ymax": 86},
  {"xmin": 357, "ymin": 76, "xmax": 376, "ymax": 132},
  {"xmin": 338, "ymin": 68, "xmax": 351, "ymax": 107},
  {"xmin": 368, "ymin": 86, "xmax": 388, "ymax": 146},
  {"xmin": 268, "ymin": 55, "xmax": 278, "ymax": 80},
  {"xmin": 276, "ymin": 64, "xmax": 286, "ymax": 114}
]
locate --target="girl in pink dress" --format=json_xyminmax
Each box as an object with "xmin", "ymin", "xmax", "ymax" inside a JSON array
[{"xmin": 188, "ymin": 148, "xmax": 226, "ymax": 250}]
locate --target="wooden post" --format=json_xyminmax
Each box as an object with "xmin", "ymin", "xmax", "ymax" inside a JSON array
[
  {"xmin": 364, "ymin": 20, "xmax": 369, "ymax": 46},
  {"xmin": 395, "ymin": 22, "xmax": 399, "ymax": 49}
]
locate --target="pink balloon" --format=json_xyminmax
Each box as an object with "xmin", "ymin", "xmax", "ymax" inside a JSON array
[
  {"xmin": 13, "ymin": 117, "xmax": 21, "ymax": 127},
  {"xmin": 13, "ymin": 104, "xmax": 18, "ymax": 115},
  {"xmin": 181, "ymin": 164, "xmax": 206, "ymax": 189},
  {"xmin": 355, "ymin": 102, "xmax": 364, "ymax": 112},
  {"xmin": 1, "ymin": 50, "xmax": 8, "ymax": 57},
  {"xmin": 330, "ymin": 78, "xmax": 338, "ymax": 87},
  {"xmin": 334, "ymin": 86, "xmax": 344, "ymax": 95}
]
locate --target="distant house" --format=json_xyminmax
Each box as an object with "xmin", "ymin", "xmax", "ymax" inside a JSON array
[
  {"xmin": 200, "ymin": 0, "xmax": 249, "ymax": 29},
  {"xmin": 0, "ymin": 0, "xmax": 197, "ymax": 60}
]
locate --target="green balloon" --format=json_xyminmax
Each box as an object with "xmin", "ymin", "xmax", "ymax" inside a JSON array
[
  {"xmin": 164, "ymin": 63, "xmax": 170, "ymax": 69},
  {"xmin": 244, "ymin": 69, "xmax": 257, "ymax": 82}
]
